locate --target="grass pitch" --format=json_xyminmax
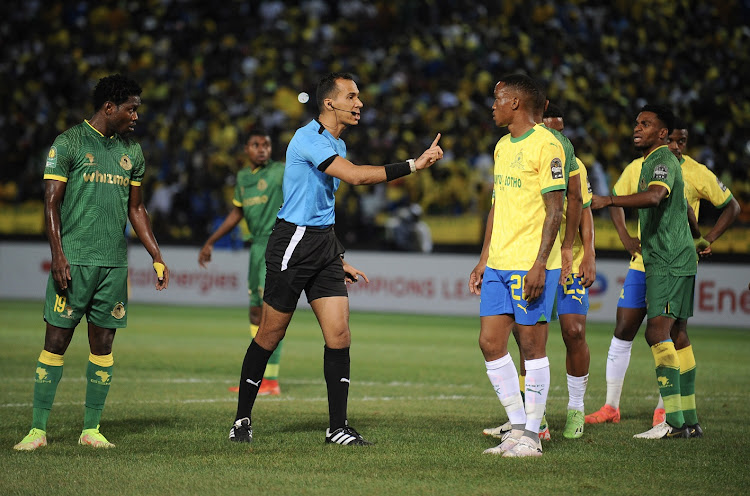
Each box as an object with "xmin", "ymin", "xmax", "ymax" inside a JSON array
[{"xmin": 2, "ymin": 300, "xmax": 749, "ymax": 495}]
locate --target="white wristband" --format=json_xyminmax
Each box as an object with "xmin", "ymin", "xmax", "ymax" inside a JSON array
[{"xmin": 407, "ymin": 158, "xmax": 417, "ymax": 173}]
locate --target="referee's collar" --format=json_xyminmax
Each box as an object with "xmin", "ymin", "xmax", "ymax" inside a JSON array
[{"xmin": 314, "ymin": 118, "xmax": 325, "ymax": 134}]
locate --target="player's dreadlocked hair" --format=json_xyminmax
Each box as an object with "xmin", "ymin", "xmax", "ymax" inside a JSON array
[{"xmin": 93, "ymin": 74, "xmax": 142, "ymax": 109}]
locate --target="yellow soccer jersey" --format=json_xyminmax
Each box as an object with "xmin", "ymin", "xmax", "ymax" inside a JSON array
[
  {"xmin": 613, "ymin": 154, "xmax": 734, "ymax": 272},
  {"xmin": 487, "ymin": 124, "xmax": 567, "ymax": 271},
  {"xmin": 612, "ymin": 157, "xmax": 646, "ymax": 272},
  {"xmin": 681, "ymin": 155, "xmax": 733, "ymax": 218},
  {"xmin": 560, "ymin": 158, "xmax": 592, "ymax": 273}
]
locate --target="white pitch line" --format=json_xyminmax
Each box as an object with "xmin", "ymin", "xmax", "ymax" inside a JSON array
[{"xmin": 1, "ymin": 394, "xmax": 521, "ymax": 408}]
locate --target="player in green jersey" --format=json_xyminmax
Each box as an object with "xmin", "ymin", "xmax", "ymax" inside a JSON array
[
  {"xmin": 14, "ymin": 74, "xmax": 169, "ymax": 451},
  {"xmin": 592, "ymin": 105, "xmax": 696, "ymax": 439},
  {"xmin": 587, "ymin": 117, "xmax": 740, "ymax": 430},
  {"xmin": 199, "ymin": 130, "xmax": 285, "ymax": 395}
]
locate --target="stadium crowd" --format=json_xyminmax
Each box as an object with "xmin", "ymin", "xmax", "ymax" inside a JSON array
[{"xmin": 2, "ymin": 0, "xmax": 750, "ymax": 245}]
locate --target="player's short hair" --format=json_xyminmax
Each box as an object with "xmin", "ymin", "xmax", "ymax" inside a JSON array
[
  {"xmin": 317, "ymin": 72, "xmax": 355, "ymax": 112},
  {"xmin": 672, "ymin": 117, "xmax": 688, "ymax": 132},
  {"xmin": 247, "ymin": 128, "xmax": 271, "ymax": 141},
  {"xmin": 498, "ymin": 73, "xmax": 544, "ymax": 114},
  {"xmin": 544, "ymin": 103, "xmax": 565, "ymax": 119},
  {"xmin": 93, "ymin": 74, "xmax": 142, "ymax": 109},
  {"xmin": 640, "ymin": 104, "xmax": 675, "ymax": 135}
]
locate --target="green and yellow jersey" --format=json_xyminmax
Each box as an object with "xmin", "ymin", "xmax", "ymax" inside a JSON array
[
  {"xmin": 560, "ymin": 158, "xmax": 592, "ymax": 274},
  {"xmin": 680, "ymin": 154, "xmax": 733, "ymax": 218},
  {"xmin": 637, "ymin": 146, "xmax": 696, "ymax": 277},
  {"xmin": 487, "ymin": 124, "xmax": 567, "ymax": 271},
  {"xmin": 544, "ymin": 125, "xmax": 581, "ymax": 270},
  {"xmin": 43, "ymin": 120, "xmax": 145, "ymax": 267},
  {"xmin": 613, "ymin": 157, "xmax": 646, "ymax": 272},
  {"xmin": 614, "ymin": 153, "xmax": 733, "ymax": 273},
  {"xmin": 233, "ymin": 160, "xmax": 284, "ymax": 241}
]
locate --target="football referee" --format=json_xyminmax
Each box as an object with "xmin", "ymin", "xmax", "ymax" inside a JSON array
[{"xmin": 229, "ymin": 72, "xmax": 443, "ymax": 446}]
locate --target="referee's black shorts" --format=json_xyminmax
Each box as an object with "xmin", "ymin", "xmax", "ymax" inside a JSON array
[{"xmin": 263, "ymin": 218, "xmax": 348, "ymax": 312}]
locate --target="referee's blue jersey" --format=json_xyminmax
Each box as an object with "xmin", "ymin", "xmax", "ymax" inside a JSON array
[{"xmin": 278, "ymin": 119, "xmax": 346, "ymax": 227}]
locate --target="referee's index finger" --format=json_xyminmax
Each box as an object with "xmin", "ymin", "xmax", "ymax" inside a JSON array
[{"xmin": 431, "ymin": 133, "xmax": 441, "ymax": 147}]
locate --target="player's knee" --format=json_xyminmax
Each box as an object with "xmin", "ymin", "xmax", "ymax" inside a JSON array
[
  {"xmin": 477, "ymin": 335, "xmax": 502, "ymax": 358},
  {"xmin": 561, "ymin": 323, "xmax": 585, "ymax": 345}
]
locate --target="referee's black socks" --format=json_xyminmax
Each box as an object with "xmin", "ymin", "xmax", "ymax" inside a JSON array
[
  {"xmin": 324, "ymin": 346, "xmax": 350, "ymax": 431},
  {"xmin": 235, "ymin": 340, "xmax": 274, "ymax": 423}
]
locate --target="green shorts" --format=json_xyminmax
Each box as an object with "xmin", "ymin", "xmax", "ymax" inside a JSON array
[
  {"xmin": 44, "ymin": 265, "xmax": 129, "ymax": 329},
  {"xmin": 248, "ymin": 238, "xmax": 269, "ymax": 308},
  {"xmin": 645, "ymin": 273, "xmax": 695, "ymax": 320}
]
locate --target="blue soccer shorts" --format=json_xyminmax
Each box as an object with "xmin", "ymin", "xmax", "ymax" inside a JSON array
[
  {"xmin": 617, "ymin": 268, "xmax": 646, "ymax": 309},
  {"xmin": 556, "ymin": 273, "xmax": 589, "ymax": 315},
  {"xmin": 479, "ymin": 267, "xmax": 560, "ymax": 325}
]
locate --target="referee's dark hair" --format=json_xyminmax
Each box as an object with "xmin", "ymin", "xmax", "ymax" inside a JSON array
[
  {"xmin": 317, "ymin": 72, "xmax": 355, "ymax": 113},
  {"xmin": 640, "ymin": 104, "xmax": 675, "ymax": 135},
  {"xmin": 93, "ymin": 74, "xmax": 142, "ymax": 109}
]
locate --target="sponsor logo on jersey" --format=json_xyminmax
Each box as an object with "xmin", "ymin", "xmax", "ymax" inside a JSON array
[
  {"xmin": 85, "ymin": 153, "xmax": 97, "ymax": 167},
  {"xmin": 551, "ymin": 158, "xmax": 563, "ymax": 179},
  {"xmin": 716, "ymin": 177, "xmax": 727, "ymax": 192},
  {"xmin": 653, "ymin": 164, "xmax": 668, "ymax": 181},
  {"xmin": 111, "ymin": 302, "xmax": 126, "ymax": 319},
  {"xmin": 46, "ymin": 146, "xmax": 57, "ymax": 169},
  {"xmin": 119, "ymin": 154, "xmax": 133, "ymax": 171},
  {"xmin": 242, "ymin": 195, "xmax": 269, "ymax": 207},
  {"xmin": 82, "ymin": 170, "xmax": 131, "ymax": 187}
]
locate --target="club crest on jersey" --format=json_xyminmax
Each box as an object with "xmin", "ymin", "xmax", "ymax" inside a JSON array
[
  {"xmin": 716, "ymin": 177, "xmax": 727, "ymax": 192},
  {"xmin": 551, "ymin": 157, "xmax": 563, "ymax": 179},
  {"xmin": 111, "ymin": 302, "xmax": 126, "ymax": 319},
  {"xmin": 509, "ymin": 151, "xmax": 524, "ymax": 170},
  {"xmin": 653, "ymin": 164, "xmax": 668, "ymax": 181},
  {"xmin": 639, "ymin": 177, "xmax": 647, "ymax": 191},
  {"xmin": 119, "ymin": 154, "xmax": 133, "ymax": 171},
  {"xmin": 85, "ymin": 153, "xmax": 97, "ymax": 166},
  {"xmin": 46, "ymin": 147, "xmax": 57, "ymax": 169},
  {"xmin": 257, "ymin": 178, "xmax": 268, "ymax": 191}
]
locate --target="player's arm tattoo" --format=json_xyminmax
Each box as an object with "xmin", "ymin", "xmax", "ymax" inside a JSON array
[{"xmin": 535, "ymin": 190, "xmax": 564, "ymax": 264}]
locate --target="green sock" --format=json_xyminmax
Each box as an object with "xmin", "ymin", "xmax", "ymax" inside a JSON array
[
  {"xmin": 651, "ymin": 341, "xmax": 685, "ymax": 428},
  {"xmin": 677, "ymin": 346, "xmax": 698, "ymax": 425},
  {"xmin": 32, "ymin": 351, "xmax": 65, "ymax": 431},
  {"xmin": 84, "ymin": 354, "xmax": 114, "ymax": 430},
  {"xmin": 264, "ymin": 341, "xmax": 283, "ymax": 380}
]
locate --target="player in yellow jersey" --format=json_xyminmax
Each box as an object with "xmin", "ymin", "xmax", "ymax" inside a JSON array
[
  {"xmin": 482, "ymin": 101, "xmax": 591, "ymax": 442},
  {"xmin": 469, "ymin": 74, "xmax": 566, "ymax": 458},
  {"xmin": 543, "ymin": 104, "xmax": 595, "ymax": 439},
  {"xmin": 588, "ymin": 113, "xmax": 739, "ymax": 438}
]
